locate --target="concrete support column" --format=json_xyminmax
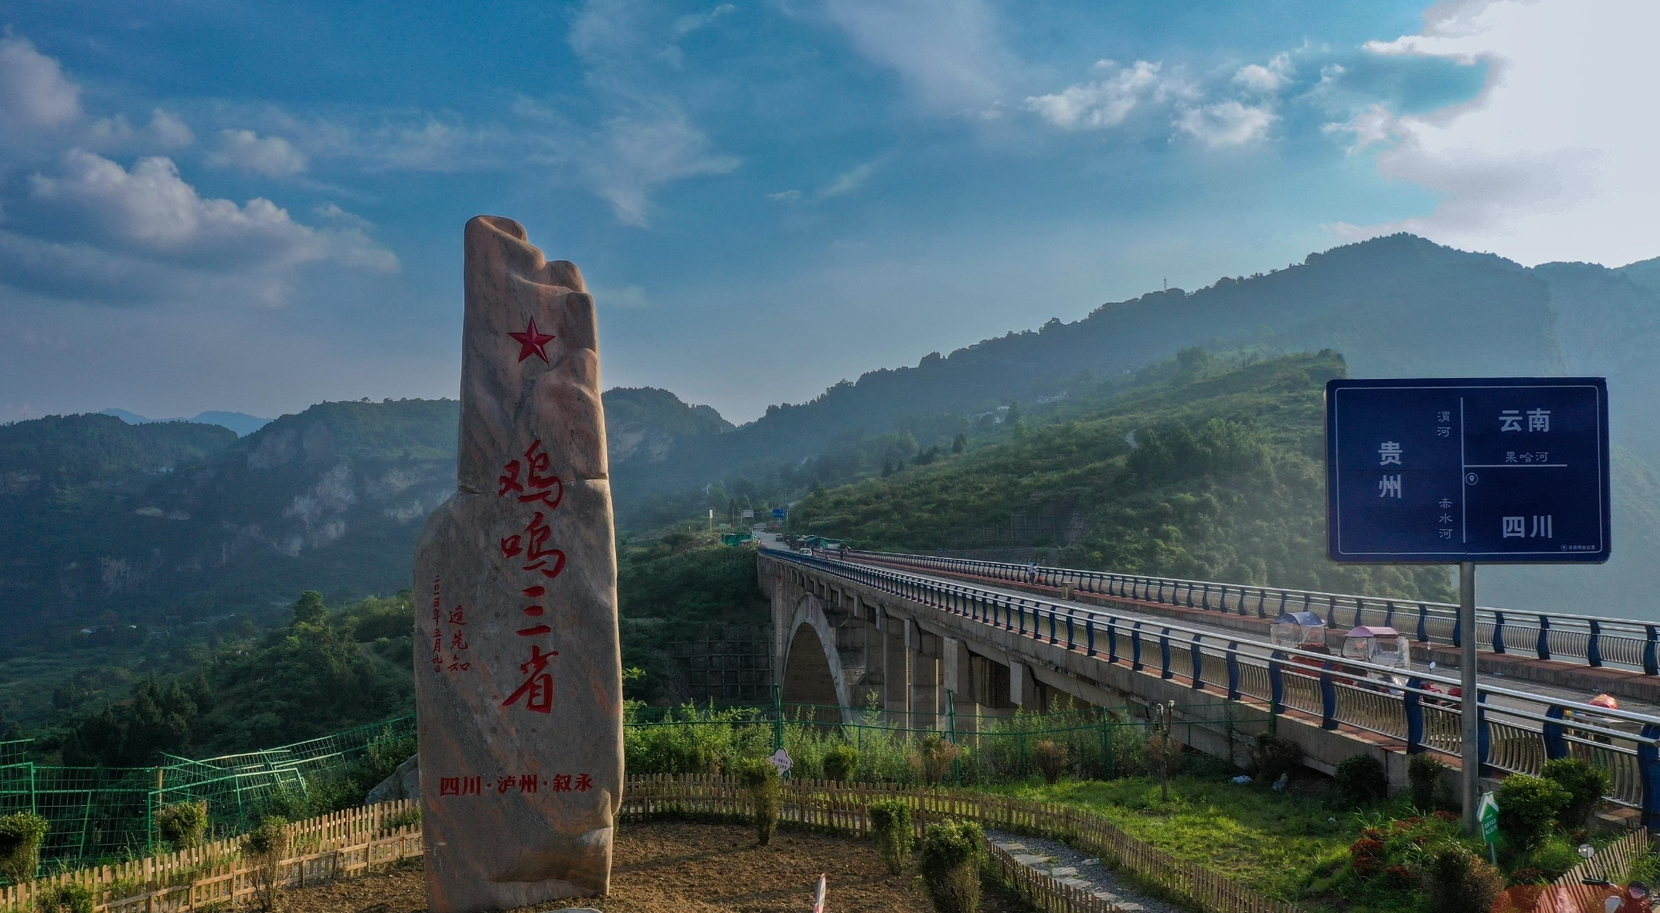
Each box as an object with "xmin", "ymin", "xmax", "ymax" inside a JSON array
[
  {"xmin": 911, "ymin": 622, "xmax": 941, "ymax": 732},
  {"xmin": 1009, "ymin": 659, "xmax": 1036, "ymax": 711},
  {"xmin": 942, "ymin": 637, "xmax": 978, "ymax": 737},
  {"xmin": 883, "ymin": 611, "xmax": 910, "ymax": 725}
]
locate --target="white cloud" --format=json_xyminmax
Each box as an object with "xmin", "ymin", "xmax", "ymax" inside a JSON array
[
  {"xmin": 584, "ymin": 110, "xmax": 739, "ymax": 226},
  {"xmin": 1233, "ymin": 53, "xmax": 1292, "ymax": 93},
  {"xmin": 1024, "ymin": 60, "xmax": 1171, "ymax": 130},
  {"xmin": 672, "ymin": 3, "xmax": 737, "ymax": 38},
  {"xmin": 1333, "ymin": 0, "xmax": 1660, "ymax": 266},
  {"xmin": 1324, "ymin": 103, "xmax": 1397, "ymax": 154},
  {"xmin": 767, "ymin": 189, "xmax": 803, "ymax": 202},
  {"xmin": 1173, "ymin": 101, "xmax": 1277, "ymax": 147},
  {"xmin": 818, "ymin": 0, "xmax": 1010, "ymax": 112},
  {"xmin": 5, "ymin": 150, "xmax": 394, "ymax": 305},
  {"xmin": 819, "ymin": 158, "xmax": 882, "ymax": 198},
  {"xmin": 0, "ymin": 35, "xmax": 83, "ymax": 143},
  {"xmin": 207, "ymin": 129, "xmax": 308, "ymax": 177}
]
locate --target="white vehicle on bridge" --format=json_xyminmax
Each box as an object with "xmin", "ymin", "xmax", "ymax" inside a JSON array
[
  {"xmin": 1341, "ymin": 625, "xmax": 1411, "ymax": 688},
  {"xmin": 1270, "ymin": 612, "xmax": 1331, "ymax": 666}
]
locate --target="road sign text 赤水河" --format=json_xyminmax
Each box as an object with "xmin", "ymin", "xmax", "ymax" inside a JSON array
[{"xmin": 1326, "ymin": 378, "xmax": 1610, "ymax": 564}]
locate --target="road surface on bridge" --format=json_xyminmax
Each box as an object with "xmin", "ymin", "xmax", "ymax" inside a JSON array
[{"xmin": 807, "ymin": 548, "xmax": 1660, "ymax": 721}]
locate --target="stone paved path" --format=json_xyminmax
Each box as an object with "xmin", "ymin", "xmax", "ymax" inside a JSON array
[{"xmin": 986, "ymin": 829, "xmax": 1182, "ymax": 913}]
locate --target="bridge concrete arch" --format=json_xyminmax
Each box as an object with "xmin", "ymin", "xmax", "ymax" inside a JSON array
[{"xmin": 780, "ymin": 592, "xmax": 857, "ymax": 724}]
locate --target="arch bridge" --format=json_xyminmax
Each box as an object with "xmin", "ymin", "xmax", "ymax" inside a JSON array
[{"xmin": 763, "ymin": 547, "xmax": 1660, "ymax": 826}]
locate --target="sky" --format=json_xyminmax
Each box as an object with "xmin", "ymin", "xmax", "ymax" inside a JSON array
[{"xmin": 0, "ymin": 0, "xmax": 1656, "ymax": 425}]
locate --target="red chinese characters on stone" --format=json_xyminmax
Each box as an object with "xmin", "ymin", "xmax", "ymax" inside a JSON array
[
  {"xmin": 498, "ymin": 440, "xmax": 565, "ymax": 510},
  {"xmin": 501, "ymin": 644, "xmax": 557, "ymax": 713},
  {"xmin": 434, "ymin": 773, "xmax": 579, "ymax": 798},
  {"xmin": 439, "ymin": 776, "xmax": 483, "ymax": 797},
  {"xmin": 495, "ymin": 439, "xmax": 569, "ymax": 716}
]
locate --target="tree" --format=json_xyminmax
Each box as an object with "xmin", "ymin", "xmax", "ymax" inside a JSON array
[
  {"xmin": 291, "ymin": 591, "xmax": 327, "ymax": 627},
  {"xmin": 951, "ymin": 434, "xmax": 966, "ymax": 454}
]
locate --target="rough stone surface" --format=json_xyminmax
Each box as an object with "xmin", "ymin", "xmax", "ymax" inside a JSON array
[
  {"xmin": 415, "ymin": 215, "xmax": 622, "ymax": 913},
  {"xmin": 365, "ymin": 753, "xmax": 421, "ymax": 805}
]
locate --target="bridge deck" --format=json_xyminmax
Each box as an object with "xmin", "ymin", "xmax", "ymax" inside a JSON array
[{"xmin": 846, "ymin": 556, "xmax": 1660, "ymax": 720}]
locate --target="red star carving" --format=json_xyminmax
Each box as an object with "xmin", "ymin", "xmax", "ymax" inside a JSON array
[{"xmin": 508, "ymin": 318, "xmax": 556, "ymax": 363}]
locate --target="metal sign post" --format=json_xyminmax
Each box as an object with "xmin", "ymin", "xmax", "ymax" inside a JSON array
[
  {"xmin": 1460, "ymin": 562, "xmax": 1479, "ymax": 833},
  {"xmin": 1326, "ymin": 377, "xmax": 1610, "ymax": 836}
]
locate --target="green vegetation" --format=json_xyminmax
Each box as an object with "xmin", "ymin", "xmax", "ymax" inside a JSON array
[
  {"xmin": 34, "ymin": 882, "xmax": 94, "ymax": 913},
  {"xmin": 1494, "ymin": 775, "xmax": 1569, "ymax": 854},
  {"xmin": 738, "ymin": 757, "xmax": 780, "ymax": 846},
  {"xmin": 791, "ymin": 352, "xmax": 1452, "ymax": 599},
  {"xmin": 616, "ymin": 532, "xmax": 769, "ymax": 703},
  {"xmin": 0, "ymin": 811, "xmax": 48, "ymax": 885},
  {"xmin": 868, "ymin": 799, "xmax": 913, "ymax": 874},
  {"xmin": 1334, "ymin": 755, "xmax": 1389, "ymax": 808},
  {"xmin": 918, "ymin": 819, "xmax": 985, "ymax": 913},
  {"xmin": 1407, "ymin": 753, "xmax": 1448, "ymax": 811},
  {"xmin": 48, "ymin": 590, "xmax": 412, "ymax": 765},
  {"xmin": 155, "ymin": 801, "xmax": 208, "ymax": 850},
  {"xmin": 1541, "ymin": 757, "xmax": 1611, "ymax": 830}
]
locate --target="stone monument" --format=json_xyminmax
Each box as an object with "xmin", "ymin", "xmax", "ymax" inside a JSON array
[{"xmin": 414, "ymin": 215, "xmax": 622, "ymax": 912}]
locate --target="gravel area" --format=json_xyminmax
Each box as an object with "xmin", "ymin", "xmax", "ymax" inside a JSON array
[{"xmin": 986, "ymin": 829, "xmax": 1184, "ymax": 913}]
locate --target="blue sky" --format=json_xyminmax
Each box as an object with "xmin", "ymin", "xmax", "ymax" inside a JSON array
[{"xmin": 0, "ymin": 0, "xmax": 1654, "ymax": 424}]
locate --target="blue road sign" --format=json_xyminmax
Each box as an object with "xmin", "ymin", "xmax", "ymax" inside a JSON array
[
  {"xmin": 772, "ymin": 507, "xmax": 786, "ymax": 519},
  {"xmin": 1326, "ymin": 378, "xmax": 1610, "ymax": 563}
]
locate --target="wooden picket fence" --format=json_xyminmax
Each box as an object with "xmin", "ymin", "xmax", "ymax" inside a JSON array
[
  {"xmin": 1537, "ymin": 827, "xmax": 1652, "ymax": 913},
  {"xmin": 0, "ymin": 800, "xmax": 421, "ymax": 913},
  {"xmin": 622, "ymin": 773, "xmax": 1306, "ymax": 913},
  {"xmin": 2, "ymin": 776, "xmax": 1301, "ymax": 913}
]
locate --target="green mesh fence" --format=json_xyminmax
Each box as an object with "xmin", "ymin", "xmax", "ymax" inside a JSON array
[
  {"xmin": 0, "ymin": 716, "xmax": 415, "ymax": 873},
  {"xmin": 624, "ymin": 694, "xmax": 1248, "ymax": 787}
]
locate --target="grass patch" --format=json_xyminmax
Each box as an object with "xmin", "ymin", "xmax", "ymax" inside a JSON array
[{"xmin": 989, "ymin": 775, "xmax": 1365, "ymax": 908}]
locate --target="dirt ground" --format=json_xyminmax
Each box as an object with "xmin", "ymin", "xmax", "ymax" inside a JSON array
[{"xmin": 281, "ymin": 820, "xmax": 1029, "ymax": 913}]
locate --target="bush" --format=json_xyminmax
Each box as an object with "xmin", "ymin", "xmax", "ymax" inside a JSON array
[
  {"xmin": 156, "ymin": 800, "xmax": 209, "ymax": 850},
  {"xmin": 823, "ymin": 744, "xmax": 860, "ymax": 783},
  {"xmin": 1526, "ymin": 835, "xmax": 1581, "ymax": 881},
  {"xmin": 918, "ymin": 819, "xmax": 985, "ymax": 913},
  {"xmin": 1496, "ymin": 775, "xmax": 1569, "ymax": 854},
  {"xmin": 1032, "ymin": 740, "xmax": 1068, "ymax": 785},
  {"xmin": 869, "ymin": 800, "xmax": 913, "ymax": 874},
  {"xmin": 912, "ymin": 736, "xmax": 961, "ymax": 785},
  {"xmin": 0, "ymin": 812, "xmax": 48, "ymax": 885},
  {"xmin": 1541, "ymin": 758, "xmax": 1610, "ymax": 829},
  {"xmin": 1334, "ymin": 755, "xmax": 1389, "ymax": 807},
  {"xmin": 739, "ymin": 758, "xmax": 781, "ymax": 846},
  {"xmin": 1251, "ymin": 732, "xmax": 1303, "ymax": 784},
  {"xmin": 1422, "ymin": 843, "xmax": 1504, "ymax": 913},
  {"xmin": 242, "ymin": 817, "xmax": 290, "ymax": 912},
  {"xmin": 1408, "ymin": 753, "xmax": 1448, "ymax": 810},
  {"xmin": 34, "ymin": 883, "xmax": 94, "ymax": 913}
]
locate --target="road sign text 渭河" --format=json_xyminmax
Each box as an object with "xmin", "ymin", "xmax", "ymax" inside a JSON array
[{"xmin": 1326, "ymin": 378, "xmax": 1610, "ymax": 564}]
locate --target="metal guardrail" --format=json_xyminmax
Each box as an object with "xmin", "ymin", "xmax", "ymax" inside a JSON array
[
  {"xmin": 841, "ymin": 548, "xmax": 1660, "ymax": 674},
  {"xmin": 764, "ymin": 549, "xmax": 1660, "ymax": 826}
]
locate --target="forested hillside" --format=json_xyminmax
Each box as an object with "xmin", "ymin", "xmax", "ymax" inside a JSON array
[{"xmin": 791, "ymin": 351, "xmax": 1451, "ymax": 600}]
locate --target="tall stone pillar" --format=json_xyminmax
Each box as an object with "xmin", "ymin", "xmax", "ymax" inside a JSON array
[
  {"xmin": 911, "ymin": 623, "xmax": 941, "ymax": 731},
  {"xmin": 883, "ymin": 611, "xmax": 910, "ymax": 725},
  {"xmin": 415, "ymin": 216, "xmax": 621, "ymax": 912}
]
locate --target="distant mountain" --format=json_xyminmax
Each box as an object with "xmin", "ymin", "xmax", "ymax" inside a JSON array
[
  {"xmin": 0, "ymin": 389, "xmax": 731, "ymax": 636},
  {"xmin": 100, "ymin": 408, "xmax": 273, "ymax": 437},
  {"xmin": 188, "ymin": 412, "xmax": 274, "ymax": 437},
  {"xmin": 12, "ymin": 233, "xmax": 1660, "ymax": 629},
  {"xmin": 628, "ymin": 234, "xmax": 1577, "ymax": 498}
]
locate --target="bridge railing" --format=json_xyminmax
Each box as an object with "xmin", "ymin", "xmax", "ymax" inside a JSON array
[
  {"xmin": 837, "ymin": 548, "xmax": 1660, "ymax": 674},
  {"xmin": 764, "ymin": 550, "xmax": 1660, "ymax": 825}
]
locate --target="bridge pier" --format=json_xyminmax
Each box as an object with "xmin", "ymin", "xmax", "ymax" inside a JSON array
[
  {"xmin": 882, "ymin": 610, "xmax": 911, "ymax": 726},
  {"xmin": 912, "ymin": 623, "xmax": 942, "ymax": 731}
]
